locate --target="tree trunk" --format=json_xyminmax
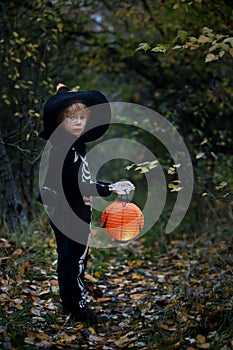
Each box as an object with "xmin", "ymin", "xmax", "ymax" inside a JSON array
[{"xmin": 0, "ymin": 130, "xmax": 27, "ymax": 232}]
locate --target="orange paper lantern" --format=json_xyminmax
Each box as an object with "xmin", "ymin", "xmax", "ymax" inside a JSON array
[{"xmin": 101, "ymin": 199, "xmax": 144, "ymax": 241}]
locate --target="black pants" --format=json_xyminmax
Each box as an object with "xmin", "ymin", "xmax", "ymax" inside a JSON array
[{"xmin": 51, "ymin": 222, "xmax": 89, "ymax": 313}]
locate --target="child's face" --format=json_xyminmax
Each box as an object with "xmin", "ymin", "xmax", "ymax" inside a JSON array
[{"xmin": 61, "ymin": 103, "xmax": 90, "ymax": 137}]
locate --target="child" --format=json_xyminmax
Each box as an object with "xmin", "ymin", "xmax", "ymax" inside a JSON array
[{"xmin": 39, "ymin": 83, "xmax": 134, "ymax": 324}]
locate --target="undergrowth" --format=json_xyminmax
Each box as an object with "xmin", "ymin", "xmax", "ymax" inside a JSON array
[{"xmin": 0, "ymin": 210, "xmax": 232, "ymax": 350}]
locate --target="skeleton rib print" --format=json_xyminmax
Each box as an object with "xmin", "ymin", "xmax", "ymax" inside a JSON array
[{"xmin": 76, "ymin": 152, "xmax": 92, "ymax": 207}]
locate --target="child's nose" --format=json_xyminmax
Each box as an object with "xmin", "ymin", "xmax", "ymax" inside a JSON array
[{"xmin": 74, "ymin": 117, "xmax": 81, "ymax": 124}]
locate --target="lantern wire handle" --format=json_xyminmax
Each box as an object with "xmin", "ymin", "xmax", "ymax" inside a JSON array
[{"xmin": 118, "ymin": 190, "xmax": 131, "ymax": 207}]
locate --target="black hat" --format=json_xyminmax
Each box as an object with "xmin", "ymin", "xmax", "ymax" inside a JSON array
[{"xmin": 40, "ymin": 83, "xmax": 111, "ymax": 142}]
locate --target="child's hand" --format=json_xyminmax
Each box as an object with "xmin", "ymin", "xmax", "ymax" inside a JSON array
[{"xmin": 109, "ymin": 181, "xmax": 135, "ymax": 195}]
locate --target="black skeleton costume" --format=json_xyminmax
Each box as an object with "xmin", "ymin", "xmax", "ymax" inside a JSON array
[
  {"xmin": 38, "ymin": 84, "xmax": 112, "ymax": 319},
  {"xmin": 38, "ymin": 84, "xmax": 134, "ymax": 322}
]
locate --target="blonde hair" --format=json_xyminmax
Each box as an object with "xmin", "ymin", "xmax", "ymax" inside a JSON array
[
  {"xmin": 57, "ymin": 100, "xmax": 89, "ymax": 125},
  {"xmin": 61, "ymin": 101, "xmax": 87, "ymax": 117}
]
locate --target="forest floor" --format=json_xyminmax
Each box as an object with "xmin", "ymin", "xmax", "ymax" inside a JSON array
[{"xmin": 0, "ymin": 218, "xmax": 233, "ymax": 350}]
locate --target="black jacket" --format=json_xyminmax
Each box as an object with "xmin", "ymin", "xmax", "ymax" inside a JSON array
[{"xmin": 39, "ymin": 136, "xmax": 111, "ymax": 241}]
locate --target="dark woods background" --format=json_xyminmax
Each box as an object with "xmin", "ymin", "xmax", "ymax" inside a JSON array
[{"xmin": 0, "ymin": 0, "xmax": 233, "ymax": 233}]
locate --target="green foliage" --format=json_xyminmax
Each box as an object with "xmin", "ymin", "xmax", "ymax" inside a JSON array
[
  {"xmin": 0, "ymin": 1, "xmax": 64, "ymax": 214},
  {"xmin": 137, "ymin": 26, "xmax": 233, "ymax": 62},
  {"xmin": 0, "ymin": 0, "xmax": 232, "ymax": 228}
]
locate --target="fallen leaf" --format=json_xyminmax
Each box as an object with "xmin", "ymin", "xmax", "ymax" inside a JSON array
[
  {"xmin": 96, "ymin": 297, "xmax": 112, "ymax": 303},
  {"xmin": 24, "ymin": 338, "xmax": 35, "ymax": 345},
  {"xmin": 35, "ymin": 332, "xmax": 50, "ymax": 341},
  {"xmin": 160, "ymin": 323, "xmax": 177, "ymax": 331},
  {"xmin": 197, "ymin": 344, "xmax": 210, "ymax": 349},
  {"xmin": 0, "ymin": 239, "xmax": 11, "ymax": 248},
  {"xmin": 20, "ymin": 261, "xmax": 29, "ymax": 275},
  {"xmin": 196, "ymin": 334, "xmax": 206, "ymax": 344},
  {"xmin": 12, "ymin": 248, "xmax": 23, "ymax": 256},
  {"xmin": 94, "ymin": 271, "xmax": 101, "ymax": 278},
  {"xmin": 15, "ymin": 304, "xmax": 24, "ymax": 310},
  {"xmin": 30, "ymin": 307, "xmax": 41, "ymax": 316},
  {"xmin": 85, "ymin": 273, "xmax": 98, "ymax": 282}
]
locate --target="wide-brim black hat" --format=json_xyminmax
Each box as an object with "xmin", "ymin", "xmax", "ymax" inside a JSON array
[{"xmin": 40, "ymin": 83, "xmax": 111, "ymax": 142}]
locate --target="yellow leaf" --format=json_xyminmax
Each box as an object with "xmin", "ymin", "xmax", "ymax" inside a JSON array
[
  {"xmin": 57, "ymin": 23, "xmax": 63, "ymax": 32},
  {"xmin": 75, "ymin": 323, "xmax": 84, "ymax": 329},
  {"xmin": 71, "ymin": 85, "xmax": 81, "ymax": 92},
  {"xmin": 198, "ymin": 35, "xmax": 211, "ymax": 44},
  {"xmin": 198, "ymin": 344, "xmax": 210, "ymax": 349},
  {"xmin": 135, "ymin": 166, "xmax": 149, "ymax": 173},
  {"xmin": 229, "ymin": 47, "xmax": 233, "ymax": 57},
  {"xmin": 219, "ymin": 50, "xmax": 225, "ymax": 58},
  {"xmin": 168, "ymin": 167, "xmax": 175, "ymax": 175},
  {"xmin": 202, "ymin": 27, "xmax": 213, "ymax": 36},
  {"xmin": 130, "ymin": 293, "xmax": 144, "ymax": 300},
  {"xmin": 48, "ymin": 237, "xmax": 56, "ymax": 249},
  {"xmin": 36, "ymin": 332, "xmax": 50, "ymax": 341},
  {"xmin": 88, "ymin": 327, "xmax": 96, "ymax": 335},
  {"xmin": 196, "ymin": 334, "xmax": 206, "ymax": 344},
  {"xmin": 60, "ymin": 334, "xmax": 77, "ymax": 343},
  {"xmin": 170, "ymin": 186, "xmax": 183, "ymax": 192},
  {"xmin": 131, "ymin": 274, "xmax": 144, "ymax": 280},
  {"xmin": 205, "ymin": 53, "xmax": 216, "ymax": 63},
  {"xmin": 168, "ymin": 183, "xmax": 176, "ymax": 189},
  {"xmin": 115, "ymin": 335, "xmax": 130, "ymax": 347},
  {"xmin": 94, "ymin": 271, "xmax": 101, "ymax": 278},
  {"xmin": 13, "ymin": 248, "xmax": 23, "ymax": 256},
  {"xmin": 112, "ymin": 277, "xmax": 123, "ymax": 283},
  {"xmin": 25, "ymin": 51, "xmax": 32, "ymax": 58},
  {"xmin": 20, "ymin": 261, "xmax": 29, "ymax": 275},
  {"xmin": 54, "ymin": 324, "xmax": 62, "ymax": 330},
  {"xmin": 4, "ymin": 99, "xmax": 11, "ymax": 106}
]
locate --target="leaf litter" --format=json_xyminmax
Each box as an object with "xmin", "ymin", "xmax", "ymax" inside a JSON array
[{"xmin": 0, "ymin": 225, "xmax": 232, "ymax": 349}]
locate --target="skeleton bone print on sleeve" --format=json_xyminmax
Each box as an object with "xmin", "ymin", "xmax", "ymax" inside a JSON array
[
  {"xmin": 81, "ymin": 155, "xmax": 93, "ymax": 207},
  {"xmin": 73, "ymin": 149, "xmax": 93, "ymax": 207}
]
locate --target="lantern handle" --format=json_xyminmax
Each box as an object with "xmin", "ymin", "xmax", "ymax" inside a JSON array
[{"xmin": 117, "ymin": 192, "xmax": 131, "ymax": 205}]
